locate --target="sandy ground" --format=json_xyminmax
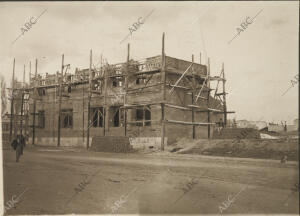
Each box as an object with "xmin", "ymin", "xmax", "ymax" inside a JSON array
[
  {"xmin": 2, "ymin": 146, "xmax": 299, "ymax": 215},
  {"xmin": 168, "ymin": 138, "xmax": 299, "ymax": 161}
]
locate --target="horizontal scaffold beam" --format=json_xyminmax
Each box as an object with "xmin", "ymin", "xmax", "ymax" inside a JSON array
[
  {"xmin": 165, "ymin": 119, "xmax": 215, "ymax": 125},
  {"xmin": 127, "ymin": 120, "xmax": 159, "ymax": 124},
  {"xmin": 187, "ymin": 105, "xmax": 221, "ymax": 112},
  {"xmin": 121, "ymin": 101, "xmax": 163, "ymax": 109},
  {"xmin": 165, "ymin": 103, "xmax": 190, "ymax": 110},
  {"xmin": 215, "ymin": 92, "xmax": 228, "ymax": 96},
  {"xmin": 210, "ymin": 76, "xmax": 226, "ymax": 81},
  {"xmin": 214, "ymin": 111, "xmax": 235, "ymax": 114},
  {"xmin": 168, "ymin": 84, "xmax": 191, "ymax": 90}
]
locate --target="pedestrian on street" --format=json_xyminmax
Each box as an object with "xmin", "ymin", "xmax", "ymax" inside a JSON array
[{"xmin": 11, "ymin": 134, "xmax": 25, "ymax": 162}]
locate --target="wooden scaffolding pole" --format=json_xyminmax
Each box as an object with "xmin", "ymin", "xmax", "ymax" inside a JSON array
[
  {"xmin": 20, "ymin": 65, "xmax": 25, "ymax": 135},
  {"xmin": 207, "ymin": 57, "xmax": 211, "ymax": 138},
  {"xmin": 82, "ymin": 80, "xmax": 85, "ymax": 142},
  {"xmin": 57, "ymin": 54, "xmax": 64, "ymax": 147},
  {"xmin": 124, "ymin": 43, "xmax": 130, "ymax": 136},
  {"xmin": 32, "ymin": 59, "xmax": 38, "ymax": 145},
  {"xmin": 29, "ymin": 61, "xmax": 31, "ymax": 84},
  {"xmin": 200, "ymin": 52, "xmax": 202, "ymax": 64},
  {"xmin": 87, "ymin": 50, "xmax": 92, "ymax": 149},
  {"xmin": 9, "ymin": 58, "xmax": 15, "ymax": 142},
  {"xmin": 103, "ymin": 55, "xmax": 108, "ymax": 136},
  {"xmin": 27, "ymin": 61, "xmax": 31, "ymax": 137},
  {"xmin": 192, "ymin": 54, "xmax": 195, "ymax": 139},
  {"xmin": 161, "ymin": 32, "xmax": 166, "ymax": 151},
  {"xmin": 222, "ymin": 62, "xmax": 227, "ymax": 126}
]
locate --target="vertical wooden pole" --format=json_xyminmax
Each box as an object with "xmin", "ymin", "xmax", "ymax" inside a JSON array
[
  {"xmin": 142, "ymin": 106, "xmax": 145, "ymax": 127},
  {"xmin": 103, "ymin": 57, "xmax": 108, "ymax": 136},
  {"xmin": 20, "ymin": 65, "xmax": 25, "ymax": 135},
  {"xmin": 200, "ymin": 52, "xmax": 202, "ymax": 64},
  {"xmin": 207, "ymin": 58, "xmax": 211, "ymax": 138},
  {"xmin": 162, "ymin": 33, "xmax": 166, "ymax": 101},
  {"xmin": 192, "ymin": 55, "xmax": 195, "ymax": 139},
  {"xmin": 32, "ymin": 59, "xmax": 38, "ymax": 145},
  {"xmin": 9, "ymin": 58, "xmax": 15, "ymax": 142},
  {"xmin": 29, "ymin": 61, "xmax": 31, "ymax": 85},
  {"xmin": 161, "ymin": 32, "xmax": 166, "ymax": 151},
  {"xmin": 124, "ymin": 43, "xmax": 129, "ymax": 136},
  {"xmin": 82, "ymin": 83, "xmax": 85, "ymax": 142},
  {"xmin": 222, "ymin": 63, "xmax": 227, "ymax": 127},
  {"xmin": 57, "ymin": 54, "xmax": 64, "ymax": 147},
  {"xmin": 87, "ymin": 50, "xmax": 92, "ymax": 149},
  {"xmin": 100, "ymin": 54, "xmax": 103, "ymax": 75},
  {"xmin": 27, "ymin": 61, "xmax": 31, "ymax": 137},
  {"xmin": 100, "ymin": 54, "xmax": 103, "ymax": 135}
]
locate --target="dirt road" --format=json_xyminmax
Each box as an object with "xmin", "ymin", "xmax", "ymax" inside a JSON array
[{"xmin": 2, "ymin": 147, "xmax": 299, "ymax": 215}]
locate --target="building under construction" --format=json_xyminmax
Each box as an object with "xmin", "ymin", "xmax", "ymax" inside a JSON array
[{"xmin": 8, "ymin": 33, "xmax": 233, "ymax": 150}]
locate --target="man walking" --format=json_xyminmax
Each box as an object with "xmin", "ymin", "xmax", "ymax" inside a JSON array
[{"xmin": 11, "ymin": 134, "xmax": 25, "ymax": 162}]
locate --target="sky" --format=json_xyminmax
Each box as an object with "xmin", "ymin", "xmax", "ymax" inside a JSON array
[{"xmin": 0, "ymin": 1, "xmax": 298, "ymax": 124}]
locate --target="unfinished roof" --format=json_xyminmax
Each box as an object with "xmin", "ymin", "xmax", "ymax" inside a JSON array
[{"xmin": 28, "ymin": 55, "xmax": 207, "ymax": 89}]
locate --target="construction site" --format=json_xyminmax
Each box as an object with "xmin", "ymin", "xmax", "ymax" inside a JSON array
[
  {"xmin": 2, "ymin": 8, "xmax": 298, "ymax": 215},
  {"xmin": 6, "ymin": 33, "xmax": 235, "ymax": 151}
]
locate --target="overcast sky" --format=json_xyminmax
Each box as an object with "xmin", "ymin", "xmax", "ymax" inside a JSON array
[{"xmin": 0, "ymin": 1, "xmax": 298, "ymax": 124}]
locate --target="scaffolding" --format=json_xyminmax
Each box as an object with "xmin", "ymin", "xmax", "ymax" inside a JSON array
[{"xmin": 8, "ymin": 33, "xmax": 234, "ymax": 150}]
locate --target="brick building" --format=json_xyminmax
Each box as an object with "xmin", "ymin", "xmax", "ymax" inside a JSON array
[{"xmin": 26, "ymin": 35, "xmax": 230, "ymax": 149}]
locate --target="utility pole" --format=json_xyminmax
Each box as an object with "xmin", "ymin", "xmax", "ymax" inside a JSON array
[
  {"xmin": 57, "ymin": 54, "xmax": 64, "ymax": 146},
  {"xmin": 9, "ymin": 58, "xmax": 15, "ymax": 142},
  {"xmin": 87, "ymin": 50, "xmax": 92, "ymax": 149}
]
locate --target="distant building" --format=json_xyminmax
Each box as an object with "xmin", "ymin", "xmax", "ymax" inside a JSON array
[
  {"xmin": 236, "ymin": 120, "xmax": 249, "ymax": 128},
  {"xmin": 237, "ymin": 119, "xmax": 298, "ymax": 132},
  {"xmin": 286, "ymin": 119, "xmax": 298, "ymax": 132},
  {"xmin": 268, "ymin": 123, "xmax": 284, "ymax": 132},
  {"xmin": 236, "ymin": 120, "xmax": 267, "ymax": 130},
  {"xmin": 293, "ymin": 119, "xmax": 298, "ymax": 131}
]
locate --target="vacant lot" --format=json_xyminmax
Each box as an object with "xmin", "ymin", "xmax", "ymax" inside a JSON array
[
  {"xmin": 168, "ymin": 138, "xmax": 299, "ymax": 161},
  {"xmin": 3, "ymin": 147, "xmax": 299, "ymax": 215}
]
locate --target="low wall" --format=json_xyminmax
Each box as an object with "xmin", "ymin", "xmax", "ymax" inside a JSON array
[
  {"xmin": 129, "ymin": 137, "xmax": 167, "ymax": 150},
  {"xmin": 90, "ymin": 136, "xmax": 132, "ymax": 153},
  {"xmin": 213, "ymin": 128, "xmax": 260, "ymax": 139},
  {"xmin": 28, "ymin": 137, "xmax": 87, "ymax": 147},
  {"xmin": 28, "ymin": 136, "xmax": 168, "ymax": 151}
]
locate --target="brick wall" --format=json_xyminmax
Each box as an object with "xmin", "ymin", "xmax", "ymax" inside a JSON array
[{"xmin": 27, "ymin": 56, "xmax": 223, "ymax": 147}]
